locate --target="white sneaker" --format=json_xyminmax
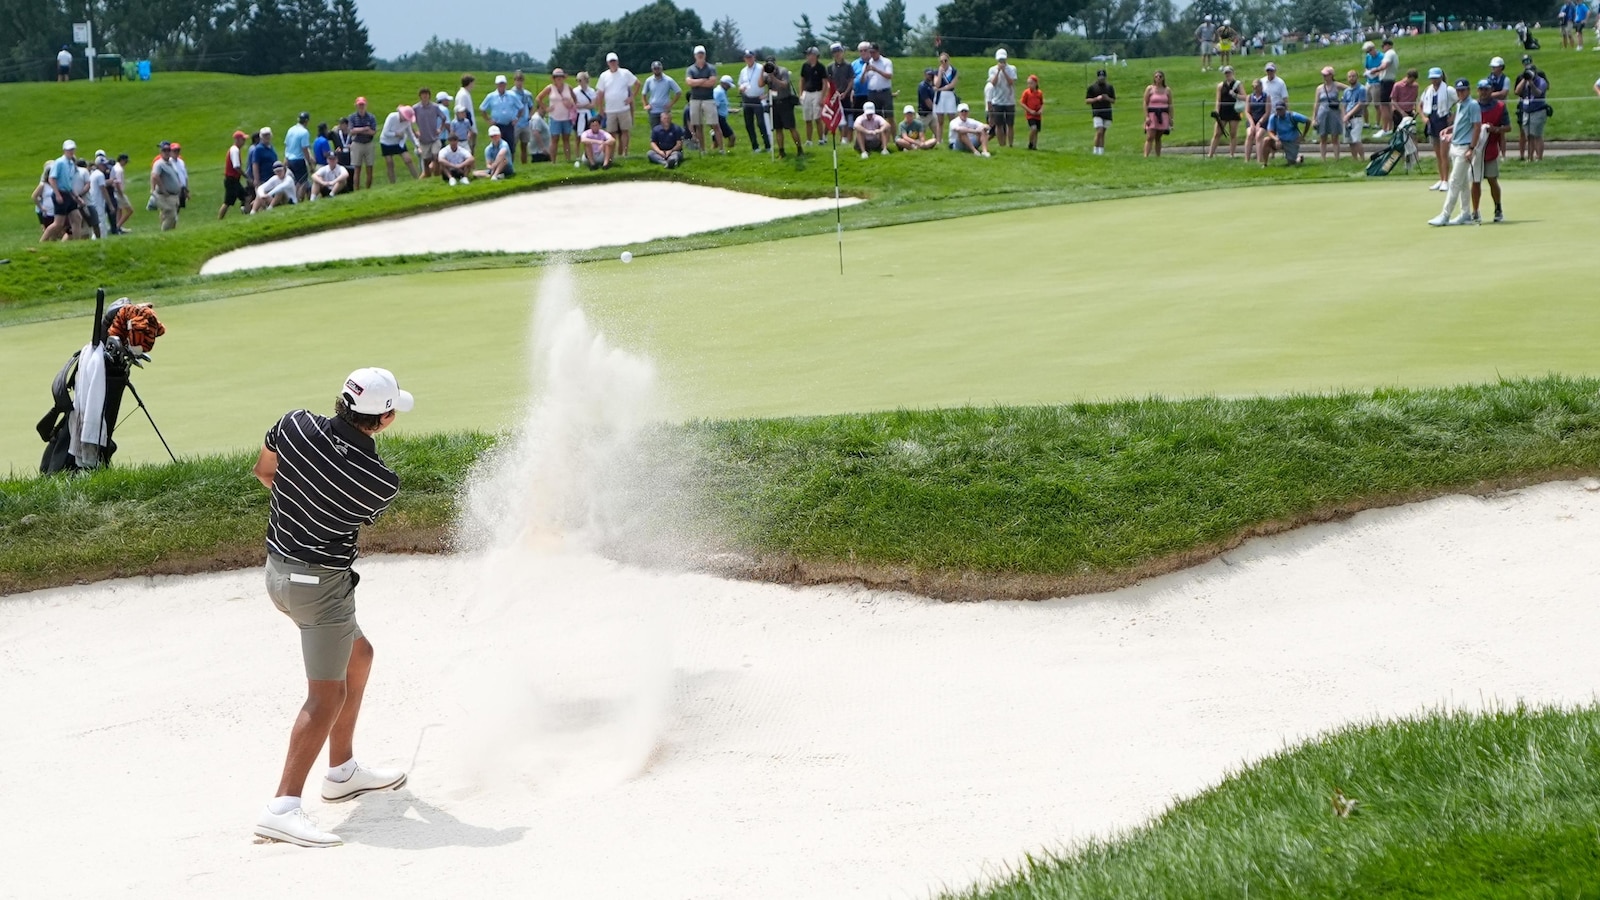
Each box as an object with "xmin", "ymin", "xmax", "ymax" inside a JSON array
[
  {"xmin": 448, "ymin": 176, "xmax": 457, "ymax": 186},
  {"xmin": 322, "ymin": 763, "xmax": 407, "ymax": 803},
  {"xmin": 492, "ymin": 173, "xmax": 505, "ymax": 181},
  {"xmin": 1450, "ymin": 213, "xmax": 1475, "ymax": 226},
  {"xmin": 860, "ymin": 151, "xmax": 869, "ymax": 159},
  {"xmin": 879, "ymin": 149, "xmax": 888, "ymax": 156},
  {"xmin": 1429, "ymin": 180, "xmax": 1445, "ymax": 191},
  {"xmin": 254, "ymin": 805, "xmax": 341, "ymax": 848},
  {"xmin": 1427, "ymin": 214, "xmax": 1450, "ymax": 226},
  {"xmin": 1372, "ymin": 129, "xmax": 1389, "ymax": 138},
  {"xmin": 979, "ymin": 150, "xmax": 992, "ymax": 157},
  {"xmin": 460, "ymin": 176, "xmax": 470, "ymax": 184}
]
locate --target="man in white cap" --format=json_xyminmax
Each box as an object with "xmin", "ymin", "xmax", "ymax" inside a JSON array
[
  {"xmin": 597, "ymin": 52, "xmax": 639, "ymax": 156},
  {"xmin": 1195, "ymin": 15, "xmax": 1217, "ymax": 71},
  {"xmin": 1260, "ymin": 61, "xmax": 1288, "ymax": 111},
  {"xmin": 251, "ymin": 368, "xmax": 414, "ymax": 849},
  {"xmin": 482, "ymin": 124, "xmax": 514, "ymax": 179},
  {"xmin": 949, "ymin": 102, "xmax": 992, "ymax": 155},
  {"xmin": 852, "ymin": 100, "xmax": 891, "ymax": 156},
  {"xmin": 895, "ymin": 105, "xmax": 937, "ymax": 150},
  {"xmin": 42, "ymin": 139, "xmax": 80, "ymax": 241},
  {"xmin": 987, "ymin": 49, "xmax": 1018, "ymax": 148},
  {"xmin": 480, "ymin": 75, "xmax": 526, "ymax": 162},
  {"xmin": 685, "ymin": 45, "xmax": 723, "ymax": 153}
]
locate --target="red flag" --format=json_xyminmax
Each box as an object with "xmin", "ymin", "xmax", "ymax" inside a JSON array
[{"xmin": 820, "ymin": 80, "xmax": 843, "ymax": 134}]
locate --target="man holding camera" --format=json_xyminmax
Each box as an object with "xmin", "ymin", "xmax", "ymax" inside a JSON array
[
  {"xmin": 763, "ymin": 56, "xmax": 803, "ymax": 158},
  {"xmin": 863, "ymin": 43, "xmax": 894, "ymax": 123},
  {"xmin": 737, "ymin": 50, "xmax": 772, "ymax": 153}
]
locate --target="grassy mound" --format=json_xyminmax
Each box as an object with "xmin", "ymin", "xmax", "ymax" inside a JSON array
[
  {"xmin": 946, "ymin": 703, "xmax": 1600, "ymax": 898},
  {"xmin": 5, "ymin": 376, "xmax": 1599, "ymax": 596}
]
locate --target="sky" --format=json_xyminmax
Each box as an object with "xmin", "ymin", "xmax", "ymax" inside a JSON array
[{"xmin": 360, "ymin": 0, "xmax": 942, "ymax": 62}]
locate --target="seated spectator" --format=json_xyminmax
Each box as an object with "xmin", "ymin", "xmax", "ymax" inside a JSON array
[
  {"xmin": 1259, "ymin": 100, "xmax": 1309, "ymax": 166},
  {"xmin": 482, "ymin": 125, "xmax": 514, "ymax": 179},
  {"xmin": 949, "ymin": 102, "xmax": 993, "ymax": 155},
  {"xmin": 311, "ymin": 157, "xmax": 349, "ymax": 197},
  {"xmin": 853, "ymin": 101, "xmax": 892, "ymax": 157},
  {"xmin": 579, "ymin": 117, "xmax": 616, "ymax": 169},
  {"xmin": 528, "ymin": 110, "xmax": 553, "ymax": 162},
  {"xmin": 648, "ymin": 111, "xmax": 687, "ymax": 168},
  {"xmin": 438, "ymin": 133, "xmax": 474, "ymax": 183},
  {"xmin": 253, "ymin": 162, "xmax": 297, "ymax": 211},
  {"xmin": 895, "ymin": 105, "xmax": 937, "ymax": 150}
]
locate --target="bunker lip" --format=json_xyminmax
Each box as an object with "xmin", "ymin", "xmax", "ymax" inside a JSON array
[{"xmin": 199, "ymin": 182, "xmax": 860, "ymax": 275}]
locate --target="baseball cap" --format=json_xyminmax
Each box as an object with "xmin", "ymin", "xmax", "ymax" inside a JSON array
[
  {"xmin": 233, "ymin": 130, "xmax": 247, "ymax": 139},
  {"xmin": 694, "ymin": 45, "xmax": 706, "ymax": 55},
  {"xmin": 1490, "ymin": 56, "xmax": 1505, "ymax": 67},
  {"xmin": 1428, "ymin": 67, "xmax": 1443, "ymax": 78},
  {"xmin": 1221, "ymin": 65, "xmax": 1233, "ymax": 73},
  {"xmin": 956, "ymin": 102, "xmax": 970, "ymax": 112},
  {"xmin": 551, "ymin": 69, "xmax": 565, "ymax": 78},
  {"xmin": 830, "ymin": 42, "xmax": 843, "ymax": 52},
  {"xmin": 170, "ymin": 142, "xmax": 181, "ymax": 150},
  {"xmin": 355, "ymin": 96, "xmax": 367, "ymax": 105},
  {"xmin": 720, "ymin": 75, "xmax": 733, "ymax": 85},
  {"xmin": 606, "ymin": 52, "xmax": 618, "ymax": 62},
  {"xmin": 1362, "ymin": 40, "xmax": 1375, "ymax": 50},
  {"xmin": 862, "ymin": 101, "xmax": 876, "ymax": 113},
  {"xmin": 488, "ymin": 125, "xmax": 501, "ymax": 136},
  {"xmin": 437, "ymin": 90, "xmax": 451, "ymax": 101},
  {"xmin": 1521, "ymin": 54, "xmax": 1533, "ymax": 63},
  {"xmin": 651, "ymin": 60, "xmax": 662, "ymax": 69},
  {"xmin": 807, "ymin": 46, "xmax": 819, "ymax": 55},
  {"xmin": 62, "ymin": 139, "xmax": 76, "ymax": 151},
  {"xmin": 1264, "ymin": 62, "xmax": 1276, "ymax": 71},
  {"xmin": 1274, "ymin": 99, "xmax": 1286, "ymax": 109},
  {"xmin": 924, "ymin": 67, "xmax": 936, "ymax": 75},
  {"xmin": 298, "ymin": 111, "xmax": 309, "ymax": 120},
  {"xmin": 1321, "ymin": 66, "xmax": 1334, "ymax": 76},
  {"xmin": 495, "ymin": 74, "xmax": 507, "ymax": 84},
  {"xmin": 341, "ymin": 368, "xmax": 413, "ymax": 416},
  {"xmin": 1477, "ymin": 78, "xmax": 1491, "ymax": 89},
  {"xmin": 744, "ymin": 48, "xmax": 756, "ymax": 57},
  {"xmin": 996, "ymin": 48, "xmax": 1007, "ymax": 59},
  {"xmin": 903, "ymin": 104, "xmax": 915, "ymax": 114},
  {"xmin": 1454, "ymin": 78, "xmax": 1470, "ymax": 89},
  {"xmin": 272, "ymin": 160, "xmax": 285, "ymax": 169},
  {"xmin": 399, "ymin": 104, "xmax": 415, "ymax": 121}
]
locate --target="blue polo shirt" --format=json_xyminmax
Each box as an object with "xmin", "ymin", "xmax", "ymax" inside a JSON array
[
  {"xmin": 312, "ymin": 134, "xmax": 331, "ymax": 165},
  {"xmin": 641, "ymin": 74, "xmax": 681, "ymax": 113},
  {"xmin": 1450, "ymin": 97, "xmax": 1481, "ymax": 146},
  {"xmin": 251, "ymin": 143, "xmax": 278, "ymax": 183},
  {"xmin": 852, "ymin": 57, "xmax": 868, "ymax": 95},
  {"xmin": 512, "ymin": 87, "xmax": 536, "ymax": 127},
  {"xmin": 483, "ymin": 139, "xmax": 513, "ymax": 170},
  {"xmin": 479, "ymin": 89, "xmax": 525, "ymax": 125},
  {"xmin": 284, "ymin": 123, "xmax": 310, "ymax": 159},
  {"xmin": 651, "ymin": 123, "xmax": 685, "ymax": 152},
  {"xmin": 713, "ymin": 85, "xmax": 730, "ymax": 118},
  {"xmin": 1268, "ymin": 110, "xmax": 1308, "ymax": 141},
  {"xmin": 1341, "ymin": 84, "xmax": 1367, "ymax": 112},
  {"xmin": 51, "ymin": 155, "xmax": 79, "ymax": 192}
]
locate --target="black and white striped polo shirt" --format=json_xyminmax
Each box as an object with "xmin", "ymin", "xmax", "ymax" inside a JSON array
[{"xmin": 263, "ymin": 409, "xmax": 400, "ymax": 569}]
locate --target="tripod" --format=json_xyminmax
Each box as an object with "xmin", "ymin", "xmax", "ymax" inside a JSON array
[{"xmin": 121, "ymin": 378, "xmax": 176, "ymax": 463}]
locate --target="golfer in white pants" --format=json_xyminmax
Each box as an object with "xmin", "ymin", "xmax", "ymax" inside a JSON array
[{"xmin": 1429, "ymin": 78, "xmax": 1481, "ymax": 227}]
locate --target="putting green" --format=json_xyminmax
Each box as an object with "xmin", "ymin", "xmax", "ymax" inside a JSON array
[{"xmin": 3, "ymin": 180, "xmax": 1596, "ymax": 474}]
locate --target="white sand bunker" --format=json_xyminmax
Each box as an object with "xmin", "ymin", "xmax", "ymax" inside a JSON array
[
  {"xmin": 199, "ymin": 181, "xmax": 856, "ymax": 275},
  {"xmin": 4, "ymin": 482, "xmax": 1600, "ymax": 899}
]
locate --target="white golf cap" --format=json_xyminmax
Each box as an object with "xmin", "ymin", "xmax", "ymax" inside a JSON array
[
  {"xmin": 260, "ymin": 126, "xmax": 272, "ymax": 135},
  {"xmin": 1363, "ymin": 40, "xmax": 1375, "ymax": 50},
  {"xmin": 1491, "ymin": 56, "xmax": 1505, "ymax": 67},
  {"xmin": 862, "ymin": 101, "xmax": 875, "ymax": 113},
  {"xmin": 694, "ymin": 44, "xmax": 706, "ymax": 54},
  {"xmin": 996, "ymin": 48, "xmax": 1007, "ymax": 59},
  {"xmin": 495, "ymin": 74, "xmax": 507, "ymax": 84},
  {"xmin": 437, "ymin": 90, "xmax": 451, "ymax": 101},
  {"xmin": 956, "ymin": 102, "xmax": 970, "ymax": 112},
  {"xmin": 606, "ymin": 52, "xmax": 619, "ymax": 62},
  {"xmin": 903, "ymin": 104, "xmax": 915, "ymax": 114},
  {"xmin": 342, "ymin": 368, "xmax": 413, "ymax": 416},
  {"xmin": 62, "ymin": 139, "xmax": 76, "ymax": 150},
  {"xmin": 488, "ymin": 125, "xmax": 501, "ymax": 135}
]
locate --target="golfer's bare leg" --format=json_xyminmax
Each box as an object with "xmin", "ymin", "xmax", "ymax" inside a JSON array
[
  {"xmin": 328, "ymin": 636, "xmax": 373, "ymax": 767},
  {"xmin": 275, "ymin": 679, "xmax": 347, "ymax": 798}
]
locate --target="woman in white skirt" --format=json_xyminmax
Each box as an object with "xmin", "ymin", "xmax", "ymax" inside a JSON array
[
  {"xmin": 933, "ymin": 52, "xmax": 960, "ymax": 142},
  {"xmin": 573, "ymin": 71, "xmax": 598, "ymax": 133}
]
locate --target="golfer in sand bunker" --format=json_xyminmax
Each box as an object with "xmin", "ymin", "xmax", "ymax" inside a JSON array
[{"xmin": 250, "ymin": 367, "xmax": 414, "ymax": 847}]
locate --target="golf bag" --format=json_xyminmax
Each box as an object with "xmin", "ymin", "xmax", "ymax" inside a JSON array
[
  {"xmin": 1365, "ymin": 116, "xmax": 1418, "ymax": 176},
  {"xmin": 36, "ymin": 295, "xmax": 166, "ymax": 474}
]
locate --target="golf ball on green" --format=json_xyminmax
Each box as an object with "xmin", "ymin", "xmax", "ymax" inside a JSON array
[{"xmin": 620, "ymin": 251, "xmax": 633, "ymax": 263}]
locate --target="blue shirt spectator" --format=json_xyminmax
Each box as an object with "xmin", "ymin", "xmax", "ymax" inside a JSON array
[
  {"xmin": 641, "ymin": 69, "xmax": 682, "ymax": 115},
  {"xmin": 483, "ymin": 137, "xmax": 513, "ymax": 171},
  {"xmin": 51, "ymin": 154, "xmax": 79, "ymax": 193},
  {"xmin": 1341, "ymin": 83, "xmax": 1367, "ymax": 114},
  {"xmin": 447, "ymin": 114, "xmax": 474, "ymax": 143},
  {"xmin": 651, "ymin": 120, "xmax": 686, "ymax": 152},
  {"xmin": 1450, "ymin": 96, "xmax": 1481, "ymax": 145},
  {"xmin": 312, "ymin": 133, "xmax": 331, "ymax": 165},
  {"xmin": 852, "ymin": 56, "xmax": 868, "ymax": 96},
  {"xmin": 251, "ymin": 141, "xmax": 278, "ymax": 184},
  {"xmin": 1268, "ymin": 109, "xmax": 1309, "ymax": 141},
  {"xmin": 284, "ymin": 122, "xmax": 311, "ymax": 160},
  {"xmin": 713, "ymin": 83, "xmax": 731, "ymax": 119},
  {"xmin": 480, "ymin": 87, "xmax": 525, "ymax": 126},
  {"xmin": 917, "ymin": 76, "xmax": 936, "ymax": 115}
]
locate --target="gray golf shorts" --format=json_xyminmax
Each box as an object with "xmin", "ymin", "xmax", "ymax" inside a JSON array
[{"xmin": 266, "ymin": 554, "xmax": 362, "ymax": 681}]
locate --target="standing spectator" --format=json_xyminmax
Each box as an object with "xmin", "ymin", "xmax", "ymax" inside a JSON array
[
  {"xmin": 285, "ymin": 112, "xmax": 313, "ymax": 201},
  {"xmin": 1484, "ymin": 57, "xmax": 1510, "ymax": 106},
  {"xmin": 1208, "ymin": 66, "xmax": 1242, "ymax": 158},
  {"xmin": 1021, "ymin": 74, "xmax": 1044, "ymax": 150},
  {"xmin": 597, "ymin": 53, "xmax": 639, "ymax": 156},
  {"xmin": 220, "ymin": 130, "xmax": 249, "ymax": 219},
  {"xmin": 252, "ymin": 127, "xmax": 279, "ymax": 187},
  {"xmin": 414, "ymin": 87, "xmax": 446, "ymax": 176},
  {"xmin": 437, "ymin": 133, "xmax": 473, "ymax": 183},
  {"xmin": 579, "ymin": 117, "xmax": 616, "ymax": 169},
  {"xmin": 988, "ymin": 49, "xmax": 1018, "ymax": 148},
  {"xmin": 527, "ymin": 111, "xmax": 552, "ymax": 163},
  {"xmin": 447, "ymin": 106, "xmax": 477, "ymax": 149},
  {"xmin": 685, "ymin": 47, "xmax": 723, "ymax": 154},
  {"xmin": 1560, "ymin": 0, "xmax": 1576, "ymax": 48},
  {"xmin": 379, "ymin": 104, "xmax": 420, "ymax": 183},
  {"xmin": 917, "ymin": 68, "xmax": 938, "ymax": 140},
  {"xmin": 1576, "ymin": 0, "xmax": 1590, "ymax": 50},
  {"xmin": 1260, "ymin": 62, "xmax": 1288, "ymax": 111},
  {"xmin": 348, "ymin": 97, "xmax": 378, "ymax": 189},
  {"xmin": 1341, "ymin": 69, "xmax": 1368, "ymax": 163},
  {"xmin": 737, "ymin": 50, "xmax": 771, "ymax": 153},
  {"xmin": 480, "ymin": 75, "xmax": 525, "ymax": 163},
  {"xmin": 150, "ymin": 143, "xmax": 183, "ymax": 230},
  {"xmin": 948, "ymin": 102, "xmax": 993, "ymax": 155},
  {"xmin": 313, "ymin": 123, "xmax": 333, "ymax": 168},
  {"xmin": 764, "ymin": 56, "xmax": 802, "ymax": 158},
  {"xmin": 863, "ymin": 43, "xmax": 894, "ymax": 122},
  {"xmin": 112, "ymin": 153, "xmax": 133, "ymax": 232},
  {"xmin": 455, "ymin": 74, "xmax": 477, "ymax": 150},
  {"xmin": 1514, "ymin": 57, "xmax": 1548, "ymax": 162},
  {"xmin": 1360, "ymin": 41, "xmax": 1382, "ymax": 129},
  {"xmin": 332, "ymin": 118, "xmax": 355, "ymax": 191},
  {"xmin": 1216, "ymin": 19, "xmax": 1239, "ymax": 69},
  {"xmin": 642, "ymin": 61, "xmax": 682, "ymax": 125},
  {"xmin": 1419, "ymin": 67, "xmax": 1452, "ymax": 187},
  {"xmin": 1471, "ymin": 79, "xmax": 1508, "ymax": 223},
  {"xmin": 57, "ymin": 45, "xmax": 72, "ymax": 82},
  {"xmin": 481, "ymin": 125, "xmax": 513, "ymax": 179},
  {"xmin": 851, "ymin": 42, "xmax": 871, "ymax": 129},
  {"xmin": 714, "ymin": 75, "xmax": 737, "ymax": 148},
  {"xmin": 539, "ymin": 70, "xmax": 579, "ymax": 162},
  {"xmin": 853, "ymin": 101, "xmax": 892, "ymax": 156},
  {"xmin": 312, "ymin": 155, "xmax": 349, "ymax": 197},
  {"xmin": 1143, "ymin": 70, "xmax": 1172, "ymax": 157},
  {"xmin": 648, "ymin": 111, "xmax": 687, "ymax": 168},
  {"xmin": 1085, "ymin": 69, "xmax": 1116, "ymax": 155},
  {"xmin": 1370, "ymin": 38, "xmax": 1399, "ymax": 136},
  {"xmin": 434, "ymin": 91, "xmax": 452, "ymax": 137},
  {"xmin": 1314, "ymin": 67, "xmax": 1344, "ymax": 161},
  {"xmin": 1196, "ymin": 16, "xmax": 1218, "ymax": 71},
  {"xmin": 253, "ymin": 162, "xmax": 297, "ymax": 211},
  {"xmin": 933, "ymin": 52, "xmax": 960, "ymax": 140},
  {"xmin": 799, "ymin": 47, "xmax": 827, "ymax": 146},
  {"xmin": 32, "ymin": 163, "xmax": 57, "ymax": 238},
  {"xmin": 86, "ymin": 157, "xmax": 111, "ymax": 238},
  {"xmin": 895, "ymin": 105, "xmax": 937, "ymax": 149},
  {"xmin": 171, "ymin": 143, "xmax": 189, "ymax": 212},
  {"xmin": 1428, "ymin": 78, "xmax": 1480, "ymax": 226},
  {"xmin": 512, "ymin": 71, "xmax": 537, "ymax": 164},
  {"xmin": 1389, "ymin": 68, "xmax": 1420, "ymax": 135},
  {"xmin": 1258, "ymin": 100, "xmax": 1308, "ymax": 166},
  {"xmin": 573, "ymin": 71, "xmax": 598, "ymax": 132},
  {"xmin": 827, "ymin": 44, "xmax": 856, "ymax": 142}
]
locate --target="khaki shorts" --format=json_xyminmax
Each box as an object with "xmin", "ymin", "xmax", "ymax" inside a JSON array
[
  {"xmin": 350, "ymin": 141, "xmax": 376, "ymax": 167},
  {"xmin": 800, "ymin": 91, "xmax": 823, "ymax": 120},
  {"xmin": 417, "ymin": 139, "xmax": 441, "ymax": 161},
  {"xmin": 1474, "ymin": 155, "xmax": 1499, "ymax": 181},
  {"xmin": 266, "ymin": 554, "xmax": 362, "ymax": 681},
  {"xmin": 689, "ymin": 99, "xmax": 717, "ymax": 127},
  {"xmin": 605, "ymin": 111, "xmax": 632, "ymax": 133}
]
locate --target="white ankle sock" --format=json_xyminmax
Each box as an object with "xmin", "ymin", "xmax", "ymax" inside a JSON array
[
  {"xmin": 327, "ymin": 759, "xmax": 357, "ymax": 783},
  {"xmin": 267, "ymin": 796, "xmax": 301, "ymax": 815}
]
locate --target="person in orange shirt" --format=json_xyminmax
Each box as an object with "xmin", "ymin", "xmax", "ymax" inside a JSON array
[{"xmin": 1020, "ymin": 75, "xmax": 1043, "ymax": 150}]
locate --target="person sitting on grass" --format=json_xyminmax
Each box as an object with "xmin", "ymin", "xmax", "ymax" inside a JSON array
[
  {"xmin": 527, "ymin": 110, "xmax": 553, "ymax": 163},
  {"xmin": 253, "ymin": 161, "xmax": 298, "ymax": 211},
  {"xmin": 311, "ymin": 157, "xmax": 348, "ymax": 197},
  {"xmin": 948, "ymin": 102, "xmax": 993, "ymax": 156},
  {"xmin": 648, "ymin": 112, "xmax": 687, "ymax": 168},
  {"xmin": 437, "ymin": 133, "xmax": 473, "ymax": 184},
  {"xmin": 481, "ymin": 125, "xmax": 513, "ymax": 179},
  {"xmin": 579, "ymin": 117, "xmax": 617, "ymax": 169},
  {"xmin": 1259, "ymin": 100, "xmax": 1309, "ymax": 166},
  {"xmin": 895, "ymin": 105, "xmax": 937, "ymax": 150},
  {"xmin": 853, "ymin": 101, "xmax": 892, "ymax": 157}
]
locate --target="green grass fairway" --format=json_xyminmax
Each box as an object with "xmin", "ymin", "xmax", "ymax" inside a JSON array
[{"xmin": 4, "ymin": 180, "xmax": 1596, "ymax": 474}]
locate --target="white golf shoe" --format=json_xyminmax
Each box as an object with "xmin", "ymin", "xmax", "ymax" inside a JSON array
[
  {"xmin": 321, "ymin": 762, "xmax": 408, "ymax": 803},
  {"xmin": 860, "ymin": 151, "xmax": 869, "ymax": 159},
  {"xmin": 1427, "ymin": 214, "xmax": 1450, "ymax": 226},
  {"xmin": 460, "ymin": 175, "xmax": 470, "ymax": 184},
  {"xmin": 1429, "ymin": 180, "xmax": 1445, "ymax": 190},
  {"xmin": 254, "ymin": 805, "xmax": 341, "ymax": 848},
  {"xmin": 448, "ymin": 176, "xmax": 458, "ymax": 186},
  {"xmin": 1449, "ymin": 212, "xmax": 1476, "ymax": 226}
]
